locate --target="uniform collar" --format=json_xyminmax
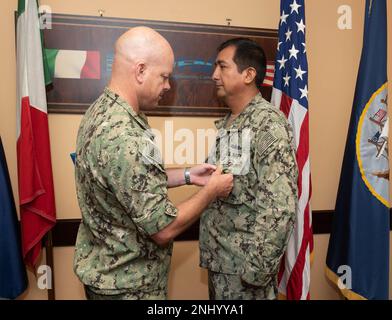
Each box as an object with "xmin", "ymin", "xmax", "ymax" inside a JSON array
[
  {"xmin": 103, "ymin": 87, "xmax": 150, "ymax": 131},
  {"xmin": 214, "ymin": 93, "xmax": 264, "ymax": 130}
]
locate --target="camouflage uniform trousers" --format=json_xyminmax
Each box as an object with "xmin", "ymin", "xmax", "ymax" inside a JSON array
[
  {"xmin": 208, "ymin": 270, "xmax": 277, "ymax": 300},
  {"xmin": 84, "ymin": 286, "xmax": 167, "ymax": 300}
]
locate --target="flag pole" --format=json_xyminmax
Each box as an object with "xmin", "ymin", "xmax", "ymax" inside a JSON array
[{"xmin": 44, "ymin": 230, "xmax": 55, "ymax": 300}]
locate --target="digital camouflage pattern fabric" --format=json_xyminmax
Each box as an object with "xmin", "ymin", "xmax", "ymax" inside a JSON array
[
  {"xmin": 208, "ymin": 270, "xmax": 277, "ymax": 300},
  {"xmin": 200, "ymin": 93, "xmax": 298, "ymax": 299},
  {"xmin": 84, "ymin": 285, "xmax": 166, "ymax": 300},
  {"xmin": 74, "ymin": 87, "xmax": 177, "ymax": 298}
]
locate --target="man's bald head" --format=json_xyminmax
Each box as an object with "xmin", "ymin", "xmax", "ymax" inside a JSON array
[
  {"xmin": 114, "ymin": 26, "xmax": 173, "ymax": 66},
  {"xmin": 108, "ymin": 26, "xmax": 175, "ymax": 112}
]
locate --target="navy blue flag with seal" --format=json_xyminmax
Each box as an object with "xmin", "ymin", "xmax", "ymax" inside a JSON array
[
  {"xmin": 0, "ymin": 136, "xmax": 28, "ymax": 299},
  {"xmin": 326, "ymin": 0, "xmax": 389, "ymax": 300}
]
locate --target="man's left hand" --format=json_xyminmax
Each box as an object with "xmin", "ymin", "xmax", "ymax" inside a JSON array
[{"xmin": 190, "ymin": 164, "xmax": 217, "ymax": 186}]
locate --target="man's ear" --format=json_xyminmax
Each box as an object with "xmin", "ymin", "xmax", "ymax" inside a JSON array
[
  {"xmin": 243, "ymin": 67, "xmax": 257, "ymax": 85},
  {"xmin": 135, "ymin": 61, "xmax": 147, "ymax": 84}
]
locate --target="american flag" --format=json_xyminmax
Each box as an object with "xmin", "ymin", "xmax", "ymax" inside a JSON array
[
  {"xmin": 262, "ymin": 61, "xmax": 275, "ymax": 86},
  {"xmin": 271, "ymin": 0, "xmax": 313, "ymax": 300},
  {"xmin": 372, "ymin": 109, "xmax": 387, "ymax": 123}
]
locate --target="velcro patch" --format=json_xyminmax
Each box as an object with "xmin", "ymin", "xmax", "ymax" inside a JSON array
[
  {"xmin": 139, "ymin": 138, "xmax": 165, "ymax": 172},
  {"xmin": 257, "ymin": 131, "xmax": 278, "ymax": 156}
]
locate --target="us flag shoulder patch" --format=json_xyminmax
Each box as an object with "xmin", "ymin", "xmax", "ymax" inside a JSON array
[{"xmin": 258, "ymin": 131, "xmax": 278, "ymax": 156}]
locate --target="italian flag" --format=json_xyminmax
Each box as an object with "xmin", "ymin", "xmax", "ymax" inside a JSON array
[
  {"xmin": 45, "ymin": 49, "xmax": 101, "ymax": 79},
  {"xmin": 16, "ymin": 0, "xmax": 56, "ymax": 267}
]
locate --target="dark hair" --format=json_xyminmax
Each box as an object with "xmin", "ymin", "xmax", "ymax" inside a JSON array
[{"xmin": 217, "ymin": 37, "xmax": 266, "ymax": 90}]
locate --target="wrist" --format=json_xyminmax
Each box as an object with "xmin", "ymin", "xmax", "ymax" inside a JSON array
[{"xmin": 204, "ymin": 180, "xmax": 218, "ymax": 200}]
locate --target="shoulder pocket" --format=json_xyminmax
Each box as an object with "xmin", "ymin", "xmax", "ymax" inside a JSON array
[
  {"xmin": 139, "ymin": 138, "xmax": 165, "ymax": 173},
  {"xmin": 256, "ymin": 131, "xmax": 278, "ymax": 159}
]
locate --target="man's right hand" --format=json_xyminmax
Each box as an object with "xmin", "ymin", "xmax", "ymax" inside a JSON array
[{"xmin": 207, "ymin": 167, "xmax": 233, "ymax": 198}]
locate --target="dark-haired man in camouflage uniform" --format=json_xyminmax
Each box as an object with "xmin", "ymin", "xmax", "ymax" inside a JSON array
[
  {"xmin": 199, "ymin": 38, "xmax": 298, "ymax": 300},
  {"xmin": 74, "ymin": 27, "xmax": 233, "ymax": 300}
]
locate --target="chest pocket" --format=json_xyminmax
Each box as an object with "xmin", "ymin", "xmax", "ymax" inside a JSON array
[
  {"xmin": 213, "ymin": 128, "xmax": 252, "ymax": 175},
  {"xmin": 219, "ymin": 173, "xmax": 257, "ymax": 210}
]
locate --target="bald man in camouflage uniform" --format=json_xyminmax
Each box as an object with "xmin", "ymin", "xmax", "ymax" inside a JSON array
[
  {"xmin": 199, "ymin": 38, "xmax": 298, "ymax": 300},
  {"xmin": 74, "ymin": 27, "xmax": 233, "ymax": 300}
]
